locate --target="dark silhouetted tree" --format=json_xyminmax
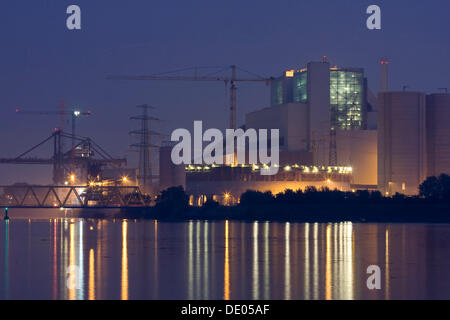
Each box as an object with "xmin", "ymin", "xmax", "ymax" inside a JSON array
[
  {"xmin": 155, "ymin": 186, "xmax": 189, "ymax": 216},
  {"xmin": 202, "ymin": 199, "xmax": 220, "ymax": 210},
  {"xmin": 420, "ymin": 175, "xmax": 446, "ymax": 200},
  {"xmin": 275, "ymin": 189, "xmax": 298, "ymax": 203},
  {"xmin": 439, "ymin": 174, "xmax": 450, "ymax": 201},
  {"xmin": 240, "ymin": 190, "xmax": 274, "ymax": 205}
]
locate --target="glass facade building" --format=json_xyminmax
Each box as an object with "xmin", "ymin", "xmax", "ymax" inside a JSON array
[
  {"xmin": 270, "ymin": 78, "xmax": 284, "ymax": 106},
  {"xmin": 270, "ymin": 67, "xmax": 366, "ymax": 130},
  {"xmin": 330, "ymin": 68, "xmax": 364, "ymax": 130},
  {"xmin": 293, "ymin": 71, "xmax": 308, "ymax": 103},
  {"xmin": 270, "ymin": 77, "xmax": 293, "ymax": 106}
]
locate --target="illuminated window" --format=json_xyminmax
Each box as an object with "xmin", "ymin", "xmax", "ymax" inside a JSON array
[
  {"xmin": 285, "ymin": 70, "xmax": 294, "ymax": 77},
  {"xmin": 293, "ymin": 71, "xmax": 308, "ymax": 103}
]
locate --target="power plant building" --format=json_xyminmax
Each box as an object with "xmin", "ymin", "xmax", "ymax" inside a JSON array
[
  {"xmin": 247, "ymin": 60, "xmax": 378, "ymax": 187},
  {"xmin": 161, "ymin": 58, "xmax": 449, "ymax": 201},
  {"xmin": 180, "ymin": 60, "xmax": 377, "ymax": 203},
  {"xmin": 270, "ymin": 61, "xmax": 369, "ymax": 132},
  {"xmin": 378, "ymin": 91, "xmax": 427, "ymax": 195},
  {"xmin": 378, "ymin": 91, "xmax": 450, "ymax": 195},
  {"xmin": 426, "ymin": 94, "xmax": 450, "ymax": 178},
  {"xmin": 159, "ymin": 144, "xmax": 186, "ymax": 192}
]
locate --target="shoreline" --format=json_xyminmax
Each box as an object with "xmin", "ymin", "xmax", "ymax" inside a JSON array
[{"xmin": 114, "ymin": 202, "xmax": 450, "ymax": 223}]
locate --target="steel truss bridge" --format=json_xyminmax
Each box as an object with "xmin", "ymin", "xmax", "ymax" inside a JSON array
[{"xmin": 0, "ymin": 185, "xmax": 151, "ymax": 208}]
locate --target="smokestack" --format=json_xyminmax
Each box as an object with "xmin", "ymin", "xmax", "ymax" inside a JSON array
[{"xmin": 380, "ymin": 57, "xmax": 389, "ymax": 92}]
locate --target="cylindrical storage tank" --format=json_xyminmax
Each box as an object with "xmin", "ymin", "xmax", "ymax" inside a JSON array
[
  {"xmin": 426, "ymin": 93, "xmax": 450, "ymax": 177},
  {"xmin": 378, "ymin": 92, "xmax": 427, "ymax": 195},
  {"xmin": 159, "ymin": 145, "xmax": 186, "ymax": 192},
  {"xmin": 171, "ymin": 158, "xmax": 186, "ymax": 190}
]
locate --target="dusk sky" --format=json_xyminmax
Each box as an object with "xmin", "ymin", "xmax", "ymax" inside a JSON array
[{"xmin": 1, "ymin": 0, "xmax": 449, "ymax": 184}]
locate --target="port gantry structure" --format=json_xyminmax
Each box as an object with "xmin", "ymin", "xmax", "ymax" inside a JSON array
[{"xmin": 0, "ymin": 129, "xmax": 151, "ymax": 209}]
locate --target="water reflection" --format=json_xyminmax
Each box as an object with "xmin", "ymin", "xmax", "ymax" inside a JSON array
[
  {"xmin": 224, "ymin": 220, "xmax": 229, "ymax": 300},
  {"xmin": 203, "ymin": 221, "xmax": 208, "ymax": 299},
  {"xmin": 89, "ymin": 248, "xmax": 95, "ymax": 300},
  {"xmin": 3, "ymin": 220, "xmax": 9, "ymax": 300},
  {"xmin": 154, "ymin": 220, "xmax": 158, "ymax": 298},
  {"xmin": 313, "ymin": 223, "xmax": 319, "ymax": 299},
  {"xmin": 121, "ymin": 220, "xmax": 128, "ymax": 300},
  {"xmin": 188, "ymin": 220, "xmax": 193, "ymax": 299},
  {"xmin": 304, "ymin": 223, "xmax": 310, "ymax": 300},
  {"xmin": 252, "ymin": 221, "xmax": 259, "ymax": 300},
  {"xmin": 69, "ymin": 222, "xmax": 75, "ymax": 300},
  {"xmin": 326, "ymin": 224, "xmax": 332, "ymax": 300},
  {"xmin": 264, "ymin": 222, "xmax": 270, "ymax": 300},
  {"xmin": 385, "ymin": 228, "xmax": 389, "ymax": 300},
  {"xmin": 1, "ymin": 217, "xmax": 450, "ymax": 299}
]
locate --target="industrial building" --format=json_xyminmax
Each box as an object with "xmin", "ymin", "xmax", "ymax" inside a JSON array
[
  {"xmin": 166, "ymin": 59, "xmax": 380, "ymax": 203},
  {"xmin": 378, "ymin": 91, "xmax": 427, "ymax": 195},
  {"xmin": 185, "ymin": 164, "xmax": 353, "ymax": 206},
  {"xmin": 270, "ymin": 62, "xmax": 369, "ymax": 130},
  {"xmin": 378, "ymin": 91, "xmax": 450, "ymax": 195},
  {"xmin": 426, "ymin": 94, "xmax": 450, "ymax": 178},
  {"xmin": 159, "ymin": 144, "xmax": 186, "ymax": 191},
  {"xmin": 246, "ymin": 59, "xmax": 378, "ymax": 187},
  {"xmin": 157, "ymin": 58, "xmax": 449, "ymax": 201}
]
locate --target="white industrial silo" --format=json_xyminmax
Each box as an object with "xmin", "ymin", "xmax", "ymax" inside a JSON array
[
  {"xmin": 426, "ymin": 93, "xmax": 450, "ymax": 177},
  {"xmin": 159, "ymin": 144, "xmax": 186, "ymax": 192},
  {"xmin": 378, "ymin": 91, "xmax": 427, "ymax": 195}
]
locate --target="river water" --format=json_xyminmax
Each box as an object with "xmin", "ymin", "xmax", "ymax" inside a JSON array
[{"xmin": 1, "ymin": 209, "xmax": 450, "ymax": 300}]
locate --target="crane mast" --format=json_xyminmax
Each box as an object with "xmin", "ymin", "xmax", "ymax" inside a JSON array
[{"xmin": 230, "ymin": 65, "xmax": 237, "ymax": 130}]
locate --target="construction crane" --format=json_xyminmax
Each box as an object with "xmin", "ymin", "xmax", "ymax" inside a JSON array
[
  {"xmin": 15, "ymin": 108, "xmax": 92, "ymax": 148},
  {"xmin": 107, "ymin": 65, "xmax": 273, "ymax": 130}
]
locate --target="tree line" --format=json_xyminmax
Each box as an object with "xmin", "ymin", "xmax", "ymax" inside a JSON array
[{"xmin": 151, "ymin": 174, "xmax": 450, "ymax": 212}]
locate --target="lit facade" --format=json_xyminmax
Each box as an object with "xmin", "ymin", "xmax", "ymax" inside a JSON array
[
  {"xmin": 186, "ymin": 164, "xmax": 353, "ymax": 206},
  {"xmin": 329, "ymin": 68, "xmax": 365, "ymax": 130},
  {"xmin": 244, "ymin": 61, "xmax": 377, "ymax": 187},
  {"xmin": 270, "ymin": 65, "xmax": 367, "ymax": 131}
]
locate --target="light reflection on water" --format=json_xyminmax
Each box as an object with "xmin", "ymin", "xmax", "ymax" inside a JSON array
[{"xmin": 2, "ymin": 213, "xmax": 450, "ymax": 299}]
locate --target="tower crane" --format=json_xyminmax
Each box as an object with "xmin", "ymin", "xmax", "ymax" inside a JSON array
[{"xmin": 107, "ymin": 65, "xmax": 273, "ymax": 130}]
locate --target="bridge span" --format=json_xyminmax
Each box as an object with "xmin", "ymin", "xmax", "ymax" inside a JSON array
[{"xmin": 0, "ymin": 185, "xmax": 152, "ymax": 209}]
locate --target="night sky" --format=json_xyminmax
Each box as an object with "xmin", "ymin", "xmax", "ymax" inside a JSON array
[{"xmin": 0, "ymin": 0, "xmax": 449, "ymax": 184}]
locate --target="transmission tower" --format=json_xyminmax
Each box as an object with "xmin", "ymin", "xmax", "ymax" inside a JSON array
[{"xmin": 130, "ymin": 105, "xmax": 162, "ymax": 194}]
